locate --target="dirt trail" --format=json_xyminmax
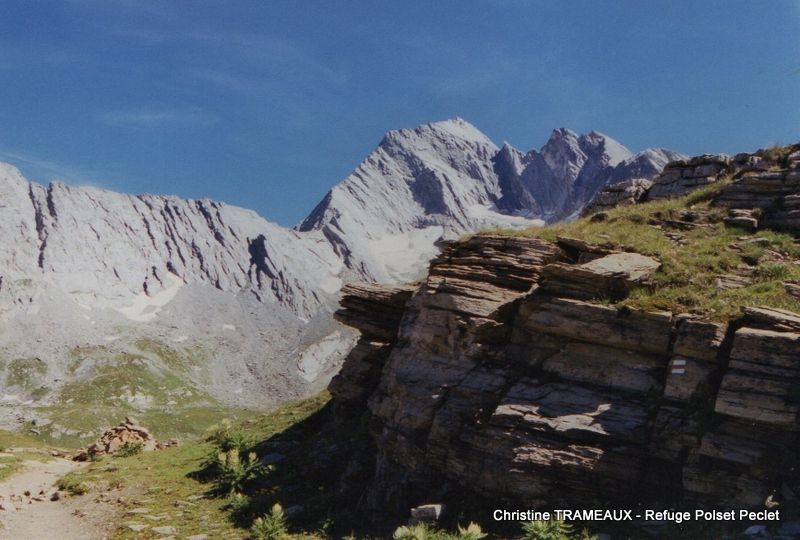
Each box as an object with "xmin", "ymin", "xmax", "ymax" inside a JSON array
[{"xmin": 0, "ymin": 455, "xmax": 106, "ymax": 539}]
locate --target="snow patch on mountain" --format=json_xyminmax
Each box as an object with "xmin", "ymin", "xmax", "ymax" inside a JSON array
[{"xmin": 116, "ymin": 271, "xmax": 184, "ymax": 322}]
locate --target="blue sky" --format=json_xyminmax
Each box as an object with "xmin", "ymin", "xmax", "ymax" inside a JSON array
[{"xmin": 0, "ymin": 1, "xmax": 798, "ymax": 226}]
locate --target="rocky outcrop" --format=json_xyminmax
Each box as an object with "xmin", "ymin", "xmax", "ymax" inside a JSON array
[
  {"xmin": 333, "ymin": 283, "xmax": 415, "ymax": 342},
  {"xmin": 715, "ymin": 169, "xmax": 800, "ymax": 234},
  {"xmin": 647, "ymin": 154, "xmax": 731, "ymax": 200},
  {"xmin": 73, "ymin": 417, "xmax": 168, "ymax": 461},
  {"xmin": 581, "ymin": 178, "xmax": 652, "ymax": 216},
  {"xmin": 358, "ymin": 235, "xmax": 565, "ymax": 510},
  {"xmin": 682, "ymin": 308, "xmax": 800, "ymax": 507},
  {"xmin": 723, "ymin": 208, "xmax": 759, "ymax": 231},
  {"xmin": 540, "ymin": 252, "xmax": 660, "ymax": 301},
  {"xmin": 582, "ymin": 143, "xmax": 800, "ymax": 240},
  {"xmin": 328, "ymin": 284, "xmax": 415, "ymax": 407},
  {"xmin": 329, "ymin": 233, "xmax": 800, "ymax": 520}
]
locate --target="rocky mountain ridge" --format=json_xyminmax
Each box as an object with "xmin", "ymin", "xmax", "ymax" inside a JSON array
[
  {"xmin": 492, "ymin": 127, "xmax": 683, "ymax": 222},
  {"xmin": 0, "ymin": 161, "xmax": 343, "ymax": 320},
  {"xmin": 300, "ymin": 119, "xmax": 684, "ymax": 282},
  {"xmin": 1, "ymin": 119, "xmax": 681, "ymax": 325}
]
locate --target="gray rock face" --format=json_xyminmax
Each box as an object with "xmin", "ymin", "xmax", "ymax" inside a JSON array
[
  {"xmin": 581, "ymin": 178, "xmax": 653, "ymax": 216},
  {"xmin": 298, "ymin": 119, "xmax": 536, "ymax": 284},
  {"xmin": 647, "ymin": 154, "xmax": 731, "ymax": 200},
  {"xmin": 0, "ymin": 161, "xmax": 356, "ymax": 413},
  {"xmin": 506, "ymin": 130, "xmax": 684, "ymax": 222},
  {"xmin": 0, "ymin": 162, "xmax": 344, "ymax": 321}
]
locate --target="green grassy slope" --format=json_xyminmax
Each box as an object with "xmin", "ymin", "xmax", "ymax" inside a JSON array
[{"xmin": 488, "ymin": 182, "xmax": 800, "ymax": 320}]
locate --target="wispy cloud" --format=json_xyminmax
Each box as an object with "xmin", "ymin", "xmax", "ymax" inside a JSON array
[
  {"xmin": 220, "ymin": 33, "xmax": 349, "ymax": 88},
  {"xmin": 0, "ymin": 44, "xmax": 84, "ymax": 71},
  {"xmin": 103, "ymin": 17, "xmax": 349, "ymax": 90},
  {"xmin": 0, "ymin": 148, "xmax": 112, "ymax": 188},
  {"xmin": 184, "ymin": 67, "xmax": 266, "ymax": 97},
  {"xmin": 98, "ymin": 106, "xmax": 218, "ymax": 129}
]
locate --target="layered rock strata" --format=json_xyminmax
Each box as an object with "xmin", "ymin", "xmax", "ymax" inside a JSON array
[
  {"xmin": 647, "ymin": 154, "xmax": 732, "ymax": 200},
  {"xmin": 716, "ymin": 169, "xmax": 800, "ymax": 233},
  {"xmin": 329, "ymin": 234, "xmax": 800, "ymax": 517},
  {"xmin": 328, "ymin": 283, "xmax": 415, "ymax": 407},
  {"xmin": 584, "ymin": 144, "xmax": 800, "ymax": 238},
  {"xmin": 581, "ymin": 178, "xmax": 653, "ymax": 216}
]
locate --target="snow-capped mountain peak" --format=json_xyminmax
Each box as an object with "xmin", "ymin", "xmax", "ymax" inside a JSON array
[
  {"xmin": 300, "ymin": 120, "xmax": 684, "ymax": 282},
  {"xmin": 583, "ymin": 130, "xmax": 634, "ymax": 167},
  {"xmin": 540, "ymin": 128, "xmax": 587, "ymax": 182}
]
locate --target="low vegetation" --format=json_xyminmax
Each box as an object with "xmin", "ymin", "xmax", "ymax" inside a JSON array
[
  {"xmin": 491, "ymin": 180, "xmax": 800, "ymax": 320},
  {"xmin": 0, "ymin": 451, "xmax": 52, "ymax": 482},
  {"xmin": 57, "ymin": 475, "xmax": 90, "ymax": 495},
  {"xmin": 208, "ymin": 448, "xmax": 266, "ymax": 496},
  {"xmin": 115, "ymin": 441, "xmax": 143, "ymax": 458},
  {"xmin": 13, "ymin": 340, "xmax": 254, "ymax": 448},
  {"xmin": 250, "ymin": 503, "xmax": 289, "ymax": 540},
  {"xmin": 205, "ymin": 418, "xmax": 257, "ymax": 452},
  {"xmin": 54, "ymin": 391, "xmax": 621, "ymax": 539},
  {"xmin": 59, "ymin": 393, "xmax": 330, "ymax": 539},
  {"xmin": 0, "ymin": 429, "xmax": 49, "ymax": 450},
  {"xmin": 0, "ymin": 429, "xmax": 53, "ymax": 481},
  {"xmin": 392, "ymin": 522, "xmax": 486, "ymax": 540},
  {"xmin": 386, "ymin": 519, "xmax": 604, "ymax": 540}
]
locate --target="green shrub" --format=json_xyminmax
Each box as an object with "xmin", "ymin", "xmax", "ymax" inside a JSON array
[
  {"xmin": 226, "ymin": 492, "xmax": 251, "ymax": 521},
  {"xmin": 115, "ymin": 441, "xmax": 144, "ymax": 457},
  {"xmin": 456, "ymin": 522, "xmax": 487, "ymax": 540},
  {"xmin": 57, "ymin": 476, "xmax": 89, "ymax": 495},
  {"xmin": 251, "ymin": 503, "xmax": 289, "ymax": 540},
  {"xmin": 393, "ymin": 522, "xmax": 487, "ymax": 540},
  {"xmin": 393, "ymin": 523, "xmax": 436, "ymax": 540},
  {"xmin": 206, "ymin": 419, "xmax": 256, "ymax": 453},
  {"xmin": 212, "ymin": 448, "xmax": 267, "ymax": 496},
  {"xmin": 316, "ymin": 518, "xmax": 335, "ymax": 538},
  {"xmin": 754, "ymin": 263, "xmax": 790, "ymax": 281},
  {"xmin": 521, "ymin": 519, "xmax": 573, "ymax": 540}
]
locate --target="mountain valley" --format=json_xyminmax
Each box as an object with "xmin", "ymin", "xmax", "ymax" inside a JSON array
[{"xmin": 0, "ymin": 118, "xmax": 682, "ymax": 442}]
